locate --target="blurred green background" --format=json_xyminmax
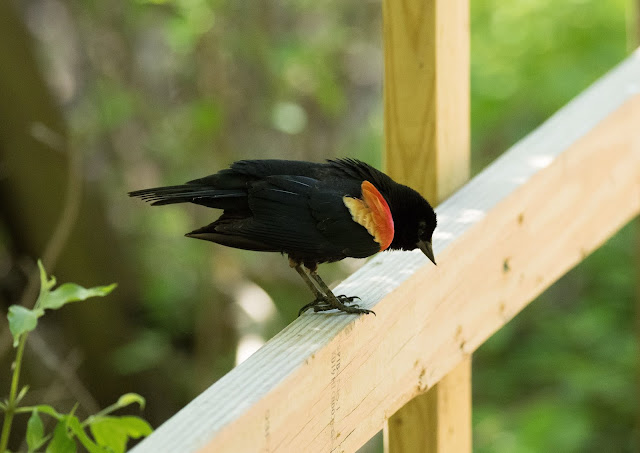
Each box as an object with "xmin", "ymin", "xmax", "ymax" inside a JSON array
[{"xmin": 0, "ymin": 0, "xmax": 637, "ymax": 451}]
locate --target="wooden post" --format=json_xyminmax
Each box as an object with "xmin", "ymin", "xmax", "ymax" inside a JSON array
[{"xmin": 382, "ymin": 0, "xmax": 470, "ymax": 452}]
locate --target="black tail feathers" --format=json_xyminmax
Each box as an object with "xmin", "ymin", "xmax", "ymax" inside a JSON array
[{"xmin": 128, "ymin": 184, "xmax": 246, "ymax": 208}]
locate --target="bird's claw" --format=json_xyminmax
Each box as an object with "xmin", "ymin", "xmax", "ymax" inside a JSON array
[{"xmin": 298, "ymin": 294, "xmax": 374, "ymax": 316}]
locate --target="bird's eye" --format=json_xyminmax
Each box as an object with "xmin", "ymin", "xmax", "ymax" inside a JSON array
[{"xmin": 418, "ymin": 220, "xmax": 426, "ymax": 236}]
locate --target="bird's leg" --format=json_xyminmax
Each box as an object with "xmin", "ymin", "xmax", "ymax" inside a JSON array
[
  {"xmin": 290, "ymin": 259, "xmax": 328, "ymax": 315},
  {"xmin": 291, "ymin": 260, "xmax": 324, "ymax": 300},
  {"xmin": 290, "ymin": 258, "xmax": 373, "ymax": 315},
  {"xmin": 307, "ymin": 269, "xmax": 374, "ymax": 316}
]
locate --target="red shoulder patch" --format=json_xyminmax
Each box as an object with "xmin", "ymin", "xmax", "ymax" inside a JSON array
[{"xmin": 343, "ymin": 181, "xmax": 394, "ymax": 251}]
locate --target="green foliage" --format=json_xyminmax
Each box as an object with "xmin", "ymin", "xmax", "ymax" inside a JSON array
[
  {"xmin": 26, "ymin": 410, "xmax": 45, "ymax": 452},
  {"xmin": 89, "ymin": 416, "xmax": 153, "ymax": 453},
  {"xmin": 48, "ymin": 419, "xmax": 76, "ymax": 453},
  {"xmin": 8, "ymin": 262, "xmax": 115, "ymax": 347},
  {"xmin": 29, "ymin": 409, "xmax": 152, "ymax": 453},
  {"xmin": 0, "ymin": 261, "xmax": 152, "ymax": 453},
  {"xmin": 7, "ymin": 306, "xmax": 41, "ymax": 348},
  {"xmin": 39, "ymin": 282, "xmax": 117, "ymax": 311},
  {"xmin": 470, "ymin": 0, "xmax": 628, "ymax": 171}
]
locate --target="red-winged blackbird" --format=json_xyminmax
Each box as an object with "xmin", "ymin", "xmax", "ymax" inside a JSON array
[{"xmin": 129, "ymin": 159, "xmax": 437, "ymax": 315}]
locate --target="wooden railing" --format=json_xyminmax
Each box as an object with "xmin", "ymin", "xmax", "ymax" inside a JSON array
[{"xmin": 132, "ymin": 2, "xmax": 640, "ymax": 452}]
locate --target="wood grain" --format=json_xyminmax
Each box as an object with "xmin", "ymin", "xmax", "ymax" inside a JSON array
[
  {"xmin": 382, "ymin": 0, "xmax": 470, "ymax": 451},
  {"xmin": 131, "ymin": 51, "xmax": 640, "ymax": 453}
]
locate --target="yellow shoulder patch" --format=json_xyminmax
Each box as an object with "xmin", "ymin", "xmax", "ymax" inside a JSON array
[{"xmin": 343, "ymin": 181, "xmax": 394, "ymax": 250}]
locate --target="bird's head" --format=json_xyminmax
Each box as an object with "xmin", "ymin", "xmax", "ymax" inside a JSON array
[{"xmin": 386, "ymin": 185, "xmax": 437, "ymax": 265}]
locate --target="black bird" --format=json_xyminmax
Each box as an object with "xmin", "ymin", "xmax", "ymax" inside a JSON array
[{"xmin": 129, "ymin": 159, "xmax": 437, "ymax": 315}]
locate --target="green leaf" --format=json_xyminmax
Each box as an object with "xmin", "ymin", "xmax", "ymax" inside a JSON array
[
  {"xmin": 30, "ymin": 404, "xmax": 64, "ymax": 420},
  {"xmin": 39, "ymin": 283, "xmax": 117, "ymax": 311},
  {"xmin": 66, "ymin": 416, "xmax": 103, "ymax": 453},
  {"xmin": 115, "ymin": 393, "xmax": 146, "ymax": 411},
  {"xmin": 26, "ymin": 410, "xmax": 45, "ymax": 452},
  {"xmin": 37, "ymin": 260, "xmax": 56, "ymax": 293},
  {"xmin": 8, "ymin": 306, "xmax": 43, "ymax": 346},
  {"xmin": 89, "ymin": 416, "xmax": 152, "ymax": 453},
  {"xmin": 46, "ymin": 420, "xmax": 76, "ymax": 453},
  {"xmin": 7, "ymin": 262, "xmax": 115, "ymax": 346}
]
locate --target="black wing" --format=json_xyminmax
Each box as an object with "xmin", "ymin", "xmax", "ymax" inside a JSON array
[
  {"xmin": 128, "ymin": 158, "xmax": 387, "ymax": 208},
  {"xmin": 128, "ymin": 160, "xmax": 328, "ymax": 209},
  {"xmin": 187, "ymin": 175, "xmax": 380, "ymax": 261},
  {"xmin": 129, "ymin": 159, "xmax": 386, "ymax": 260}
]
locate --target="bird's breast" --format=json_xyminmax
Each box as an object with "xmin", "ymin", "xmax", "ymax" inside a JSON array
[{"xmin": 343, "ymin": 180, "xmax": 394, "ymax": 251}]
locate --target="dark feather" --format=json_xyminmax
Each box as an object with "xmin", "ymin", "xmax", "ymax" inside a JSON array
[
  {"xmin": 129, "ymin": 159, "xmax": 436, "ymax": 264},
  {"xmin": 128, "ymin": 185, "xmax": 247, "ymax": 209}
]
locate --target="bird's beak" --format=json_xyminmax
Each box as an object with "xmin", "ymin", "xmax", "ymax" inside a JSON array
[{"xmin": 418, "ymin": 240, "xmax": 436, "ymax": 265}]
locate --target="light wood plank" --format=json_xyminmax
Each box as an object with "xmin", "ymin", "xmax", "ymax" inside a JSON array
[
  {"xmin": 382, "ymin": 0, "xmax": 470, "ymax": 451},
  {"xmin": 383, "ymin": 0, "xmax": 469, "ymax": 199},
  {"xmin": 131, "ymin": 51, "xmax": 640, "ymax": 453}
]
